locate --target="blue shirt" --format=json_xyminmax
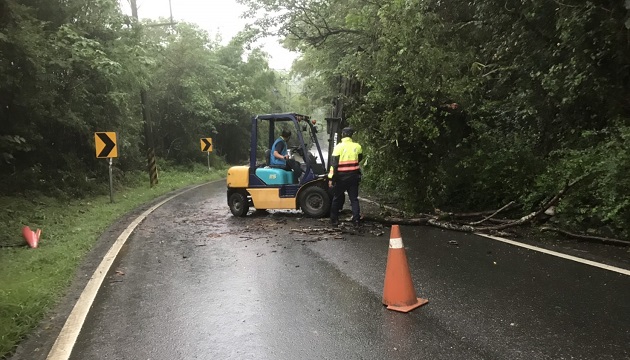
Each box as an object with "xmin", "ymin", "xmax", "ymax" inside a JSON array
[{"xmin": 270, "ymin": 137, "xmax": 287, "ymax": 166}]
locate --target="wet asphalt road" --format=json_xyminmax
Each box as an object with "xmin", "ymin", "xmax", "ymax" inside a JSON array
[{"xmin": 68, "ymin": 181, "xmax": 630, "ymax": 360}]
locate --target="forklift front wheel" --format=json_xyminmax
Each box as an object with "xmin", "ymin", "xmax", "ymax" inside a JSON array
[
  {"xmin": 299, "ymin": 186, "xmax": 331, "ymax": 218},
  {"xmin": 229, "ymin": 191, "xmax": 250, "ymax": 217}
]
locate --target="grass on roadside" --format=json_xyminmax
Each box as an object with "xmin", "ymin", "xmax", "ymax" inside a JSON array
[{"xmin": 0, "ymin": 164, "xmax": 225, "ymax": 359}]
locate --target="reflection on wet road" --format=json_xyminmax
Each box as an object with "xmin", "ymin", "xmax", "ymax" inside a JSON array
[{"xmin": 70, "ymin": 181, "xmax": 630, "ymax": 360}]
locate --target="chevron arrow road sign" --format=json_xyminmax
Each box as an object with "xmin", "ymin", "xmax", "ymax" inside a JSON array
[
  {"xmin": 95, "ymin": 132, "xmax": 118, "ymax": 158},
  {"xmin": 201, "ymin": 138, "xmax": 213, "ymax": 152}
]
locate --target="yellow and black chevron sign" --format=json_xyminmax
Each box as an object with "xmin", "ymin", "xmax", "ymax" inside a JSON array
[
  {"xmin": 200, "ymin": 138, "xmax": 213, "ymax": 152},
  {"xmin": 95, "ymin": 132, "xmax": 118, "ymax": 158}
]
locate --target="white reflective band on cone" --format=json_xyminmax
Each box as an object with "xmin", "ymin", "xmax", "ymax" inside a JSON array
[{"xmin": 389, "ymin": 238, "xmax": 403, "ymax": 249}]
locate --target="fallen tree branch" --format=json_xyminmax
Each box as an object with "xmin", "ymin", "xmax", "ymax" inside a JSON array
[
  {"xmin": 540, "ymin": 227, "xmax": 630, "ymax": 247},
  {"xmin": 468, "ymin": 201, "xmax": 516, "ymax": 225},
  {"xmin": 486, "ymin": 218, "xmax": 514, "ymax": 224},
  {"xmin": 427, "ymin": 219, "xmax": 475, "ymax": 232},
  {"xmin": 434, "ymin": 208, "xmax": 493, "ymax": 219},
  {"xmin": 291, "ymin": 227, "xmax": 340, "ymax": 234},
  {"xmin": 365, "ymin": 215, "xmax": 480, "ymax": 232},
  {"xmin": 477, "ymin": 177, "xmax": 584, "ymax": 231},
  {"xmin": 357, "ymin": 176, "xmax": 626, "ymax": 244},
  {"xmin": 435, "ymin": 202, "xmax": 519, "ymax": 219},
  {"xmin": 361, "ymin": 215, "xmax": 430, "ymax": 226}
]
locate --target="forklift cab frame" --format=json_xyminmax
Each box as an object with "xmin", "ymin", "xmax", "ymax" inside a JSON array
[
  {"xmin": 251, "ymin": 113, "xmax": 326, "ymax": 184},
  {"xmin": 226, "ymin": 113, "xmax": 331, "ymax": 218}
]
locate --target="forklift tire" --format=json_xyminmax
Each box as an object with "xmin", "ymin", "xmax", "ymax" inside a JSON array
[
  {"xmin": 299, "ymin": 186, "xmax": 331, "ymax": 218},
  {"xmin": 229, "ymin": 191, "xmax": 249, "ymax": 217}
]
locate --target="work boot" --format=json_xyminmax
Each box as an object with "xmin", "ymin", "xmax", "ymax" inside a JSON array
[
  {"xmin": 352, "ymin": 220, "xmax": 360, "ymax": 228},
  {"xmin": 331, "ymin": 219, "xmax": 339, "ymax": 228}
]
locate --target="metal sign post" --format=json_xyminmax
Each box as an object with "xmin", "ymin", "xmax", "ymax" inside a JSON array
[
  {"xmin": 95, "ymin": 132, "xmax": 118, "ymax": 203},
  {"xmin": 108, "ymin": 158, "xmax": 114, "ymax": 203},
  {"xmin": 200, "ymin": 137, "xmax": 213, "ymax": 170}
]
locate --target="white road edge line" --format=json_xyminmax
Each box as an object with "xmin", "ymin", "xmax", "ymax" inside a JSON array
[
  {"xmin": 357, "ymin": 197, "xmax": 630, "ymax": 277},
  {"xmin": 46, "ymin": 188, "xmax": 629, "ymax": 359},
  {"xmin": 476, "ymin": 233, "xmax": 630, "ymax": 276},
  {"xmin": 47, "ymin": 182, "xmax": 210, "ymax": 360}
]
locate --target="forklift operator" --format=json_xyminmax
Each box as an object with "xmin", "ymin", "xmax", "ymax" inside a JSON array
[{"xmin": 270, "ymin": 129, "xmax": 303, "ymax": 181}]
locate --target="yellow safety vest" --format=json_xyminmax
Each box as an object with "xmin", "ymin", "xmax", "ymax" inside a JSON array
[{"xmin": 328, "ymin": 137, "xmax": 362, "ymax": 179}]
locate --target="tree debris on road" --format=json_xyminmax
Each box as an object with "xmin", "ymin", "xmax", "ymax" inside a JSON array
[{"xmin": 360, "ymin": 177, "xmax": 628, "ymax": 246}]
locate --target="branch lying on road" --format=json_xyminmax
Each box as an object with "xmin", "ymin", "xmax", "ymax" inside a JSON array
[
  {"xmin": 486, "ymin": 218, "xmax": 514, "ymax": 224},
  {"xmin": 291, "ymin": 227, "xmax": 340, "ymax": 234},
  {"xmin": 427, "ymin": 219, "xmax": 475, "ymax": 232},
  {"xmin": 361, "ymin": 215, "xmax": 429, "ymax": 226},
  {"xmin": 291, "ymin": 225, "xmax": 385, "ymax": 238},
  {"xmin": 540, "ymin": 227, "xmax": 630, "ymax": 247},
  {"xmin": 361, "ymin": 177, "xmax": 603, "ymax": 241}
]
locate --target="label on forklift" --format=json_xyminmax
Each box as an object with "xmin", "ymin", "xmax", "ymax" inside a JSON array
[{"xmin": 255, "ymin": 168, "xmax": 294, "ymax": 185}]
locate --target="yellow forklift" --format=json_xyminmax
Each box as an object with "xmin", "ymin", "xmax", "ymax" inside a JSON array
[{"xmin": 227, "ymin": 113, "xmax": 343, "ymax": 217}]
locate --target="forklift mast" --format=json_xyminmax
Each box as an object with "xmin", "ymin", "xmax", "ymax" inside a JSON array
[
  {"xmin": 325, "ymin": 117, "xmax": 342, "ymax": 169},
  {"xmin": 324, "ymin": 96, "xmax": 348, "ymax": 169}
]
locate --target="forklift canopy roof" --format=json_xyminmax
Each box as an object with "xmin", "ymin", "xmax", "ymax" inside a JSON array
[{"xmin": 255, "ymin": 113, "xmax": 311, "ymax": 122}]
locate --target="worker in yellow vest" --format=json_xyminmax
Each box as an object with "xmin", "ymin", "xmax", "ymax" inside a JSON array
[{"xmin": 328, "ymin": 127, "xmax": 363, "ymax": 227}]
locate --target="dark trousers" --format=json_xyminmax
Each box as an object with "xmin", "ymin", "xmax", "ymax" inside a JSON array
[
  {"xmin": 330, "ymin": 173, "xmax": 360, "ymax": 223},
  {"xmin": 285, "ymin": 159, "xmax": 303, "ymax": 180}
]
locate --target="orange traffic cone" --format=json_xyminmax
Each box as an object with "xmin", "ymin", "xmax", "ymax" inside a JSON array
[
  {"xmin": 382, "ymin": 225, "xmax": 428, "ymax": 312},
  {"xmin": 22, "ymin": 226, "xmax": 42, "ymax": 249}
]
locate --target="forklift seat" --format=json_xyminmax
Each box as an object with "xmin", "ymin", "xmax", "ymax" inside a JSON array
[{"xmin": 264, "ymin": 149, "xmax": 271, "ymax": 167}]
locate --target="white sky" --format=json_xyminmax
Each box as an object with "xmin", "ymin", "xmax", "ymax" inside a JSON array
[{"xmin": 121, "ymin": 0, "xmax": 299, "ymax": 70}]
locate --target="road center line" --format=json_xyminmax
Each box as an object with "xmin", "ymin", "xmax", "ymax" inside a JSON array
[
  {"xmin": 357, "ymin": 197, "xmax": 630, "ymax": 277},
  {"xmin": 47, "ymin": 182, "xmax": 211, "ymax": 360}
]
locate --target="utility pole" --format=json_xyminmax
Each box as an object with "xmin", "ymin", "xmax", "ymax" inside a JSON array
[{"xmin": 130, "ymin": 0, "xmax": 160, "ymax": 187}]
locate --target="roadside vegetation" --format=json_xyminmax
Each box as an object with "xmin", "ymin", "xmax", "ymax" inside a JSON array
[
  {"xmin": 0, "ymin": 0, "xmax": 322, "ymax": 356},
  {"xmin": 0, "ymin": 163, "xmax": 225, "ymax": 358},
  {"xmin": 1, "ymin": 0, "xmax": 629, "ymax": 357}
]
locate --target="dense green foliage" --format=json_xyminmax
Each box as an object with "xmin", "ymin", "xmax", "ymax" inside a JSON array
[
  {"xmin": 2, "ymin": 0, "xmax": 629, "ymax": 239},
  {"xmin": 240, "ymin": 0, "xmax": 630, "ymax": 239},
  {"xmin": 0, "ymin": 0, "xmax": 282, "ymax": 196},
  {"xmin": 1, "ymin": 0, "xmax": 628, "ymax": 356}
]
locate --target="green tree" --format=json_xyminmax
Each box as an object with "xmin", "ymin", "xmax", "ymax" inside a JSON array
[
  {"xmin": 0, "ymin": 0, "xmax": 142, "ymax": 196},
  {"xmin": 240, "ymin": 0, "xmax": 630, "ymax": 238},
  {"xmin": 141, "ymin": 23, "xmax": 280, "ymax": 164}
]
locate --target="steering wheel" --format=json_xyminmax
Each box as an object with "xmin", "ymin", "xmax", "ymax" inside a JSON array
[{"xmin": 290, "ymin": 146, "xmax": 304, "ymax": 157}]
